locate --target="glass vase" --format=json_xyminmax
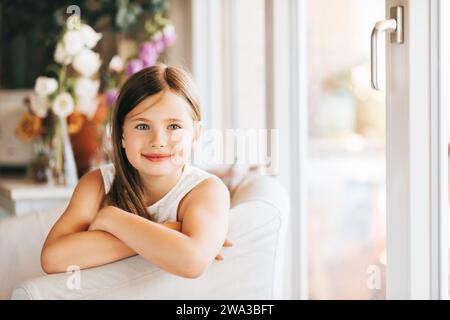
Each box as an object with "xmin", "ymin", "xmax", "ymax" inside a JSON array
[
  {"xmin": 50, "ymin": 116, "xmax": 79, "ymax": 187},
  {"xmin": 30, "ymin": 137, "xmax": 50, "ymax": 183}
]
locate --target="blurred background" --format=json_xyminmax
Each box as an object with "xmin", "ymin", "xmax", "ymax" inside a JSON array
[
  {"xmin": 0, "ymin": 0, "xmax": 447, "ymax": 299},
  {"xmin": 307, "ymin": 0, "xmax": 386, "ymax": 299}
]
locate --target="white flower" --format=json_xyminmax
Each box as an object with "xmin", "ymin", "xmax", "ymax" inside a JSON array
[
  {"xmin": 34, "ymin": 76, "xmax": 58, "ymax": 97},
  {"xmin": 163, "ymin": 24, "xmax": 175, "ymax": 36},
  {"xmin": 72, "ymin": 48, "xmax": 102, "ymax": 77},
  {"xmin": 62, "ymin": 30, "xmax": 84, "ymax": 56},
  {"xmin": 109, "ymin": 55, "xmax": 124, "ymax": 73},
  {"xmin": 29, "ymin": 95, "xmax": 49, "ymax": 118},
  {"xmin": 80, "ymin": 24, "xmax": 102, "ymax": 49},
  {"xmin": 74, "ymin": 77, "xmax": 100, "ymax": 100},
  {"xmin": 152, "ymin": 30, "xmax": 163, "ymax": 42},
  {"xmin": 52, "ymin": 92, "xmax": 75, "ymax": 118},
  {"xmin": 76, "ymin": 97, "xmax": 98, "ymax": 120},
  {"xmin": 54, "ymin": 42, "xmax": 72, "ymax": 65}
]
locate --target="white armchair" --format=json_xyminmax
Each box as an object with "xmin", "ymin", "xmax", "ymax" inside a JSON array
[{"xmin": 0, "ymin": 172, "xmax": 288, "ymax": 300}]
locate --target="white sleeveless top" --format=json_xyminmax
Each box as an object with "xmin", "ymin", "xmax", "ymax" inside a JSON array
[{"xmin": 99, "ymin": 163, "xmax": 221, "ymax": 222}]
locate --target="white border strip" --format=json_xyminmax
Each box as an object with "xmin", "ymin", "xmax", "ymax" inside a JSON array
[
  {"xmin": 288, "ymin": 0, "xmax": 309, "ymax": 300},
  {"xmin": 436, "ymin": 0, "xmax": 449, "ymax": 299}
]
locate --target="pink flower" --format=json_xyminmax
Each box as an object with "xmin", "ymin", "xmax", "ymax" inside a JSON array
[
  {"xmin": 142, "ymin": 57, "xmax": 157, "ymax": 68},
  {"xmin": 151, "ymin": 32, "xmax": 165, "ymax": 53},
  {"xmin": 139, "ymin": 42, "xmax": 158, "ymax": 67},
  {"xmin": 105, "ymin": 89, "xmax": 119, "ymax": 107},
  {"xmin": 125, "ymin": 59, "xmax": 144, "ymax": 76}
]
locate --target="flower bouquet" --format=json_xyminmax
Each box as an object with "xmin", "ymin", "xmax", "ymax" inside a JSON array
[
  {"xmin": 15, "ymin": 21, "xmax": 103, "ymax": 186},
  {"xmin": 103, "ymin": 14, "xmax": 176, "ymax": 110}
]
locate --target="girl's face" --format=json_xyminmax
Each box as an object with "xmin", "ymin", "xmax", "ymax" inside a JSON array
[{"xmin": 122, "ymin": 90, "xmax": 200, "ymax": 177}]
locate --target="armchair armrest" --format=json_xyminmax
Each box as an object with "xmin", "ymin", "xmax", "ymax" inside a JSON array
[{"xmin": 0, "ymin": 205, "xmax": 65, "ymax": 300}]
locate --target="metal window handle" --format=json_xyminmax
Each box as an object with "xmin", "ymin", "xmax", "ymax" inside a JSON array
[{"xmin": 371, "ymin": 6, "xmax": 404, "ymax": 90}]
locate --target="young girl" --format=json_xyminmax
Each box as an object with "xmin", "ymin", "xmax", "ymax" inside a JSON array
[{"xmin": 41, "ymin": 65, "xmax": 232, "ymax": 279}]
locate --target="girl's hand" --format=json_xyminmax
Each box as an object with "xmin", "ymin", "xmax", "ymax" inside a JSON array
[
  {"xmin": 160, "ymin": 220, "xmax": 233, "ymax": 261},
  {"xmin": 215, "ymin": 238, "xmax": 233, "ymax": 261}
]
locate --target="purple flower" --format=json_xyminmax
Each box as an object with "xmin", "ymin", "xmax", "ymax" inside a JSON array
[
  {"xmin": 142, "ymin": 56, "xmax": 157, "ymax": 68},
  {"xmin": 105, "ymin": 89, "xmax": 119, "ymax": 107},
  {"xmin": 139, "ymin": 42, "xmax": 158, "ymax": 66},
  {"xmin": 162, "ymin": 25, "xmax": 176, "ymax": 47},
  {"xmin": 152, "ymin": 32, "xmax": 165, "ymax": 53},
  {"xmin": 125, "ymin": 59, "xmax": 144, "ymax": 76}
]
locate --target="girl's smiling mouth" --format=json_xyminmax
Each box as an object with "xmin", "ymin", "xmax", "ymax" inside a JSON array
[{"xmin": 142, "ymin": 153, "xmax": 172, "ymax": 162}]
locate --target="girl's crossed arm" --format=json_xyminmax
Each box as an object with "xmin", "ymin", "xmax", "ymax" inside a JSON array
[
  {"xmin": 41, "ymin": 170, "xmax": 187, "ymax": 274},
  {"xmin": 88, "ymin": 177, "xmax": 230, "ymax": 279},
  {"xmin": 41, "ymin": 170, "xmax": 230, "ymax": 278}
]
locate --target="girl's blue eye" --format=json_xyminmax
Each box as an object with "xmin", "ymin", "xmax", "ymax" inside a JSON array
[
  {"xmin": 135, "ymin": 123, "xmax": 149, "ymax": 130},
  {"xmin": 168, "ymin": 124, "xmax": 182, "ymax": 130}
]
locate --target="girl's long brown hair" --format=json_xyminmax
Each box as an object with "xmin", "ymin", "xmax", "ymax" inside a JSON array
[{"xmin": 104, "ymin": 64, "xmax": 201, "ymax": 220}]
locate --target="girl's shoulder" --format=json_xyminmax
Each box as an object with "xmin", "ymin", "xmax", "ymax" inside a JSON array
[
  {"xmin": 183, "ymin": 164, "xmax": 230, "ymax": 199},
  {"xmin": 67, "ymin": 167, "xmax": 107, "ymax": 213},
  {"xmin": 177, "ymin": 166, "xmax": 230, "ymax": 221}
]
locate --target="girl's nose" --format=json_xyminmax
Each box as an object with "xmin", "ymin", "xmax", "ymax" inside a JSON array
[{"xmin": 149, "ymin": 129, "xmax": 168, "ymax": 147}]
